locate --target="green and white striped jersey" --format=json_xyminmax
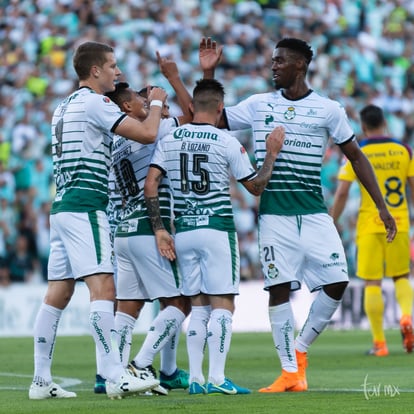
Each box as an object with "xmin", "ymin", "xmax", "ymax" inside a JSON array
[
  {"xmin": 224, "ymin": 90, "xmax": 355, "ymax": 215},
  {"xmin": 150, "ymin": 122, "xmax": 257, "ymax": 233},
  {"xmin": 112, "ymin": 117, "xmax": 179, "ymax": 237},
  {"xmin": 51, "ymin": 87, "xmax": 126, "ymax": 214}
]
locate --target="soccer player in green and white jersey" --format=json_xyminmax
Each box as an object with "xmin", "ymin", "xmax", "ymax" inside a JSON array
[
  {"xmin": 106, "ymin": 81, "xmax": 191, "ymax": 395},
  {"xmin": 144, "ymin": 78, "xmax": 285, "ymax": 395},
  {"xmin": 202, "ymin": 37, "xmax": 397, "ymax": 393},
  {"xmin": 29, "ymin": 41, "xmax": 167, "ymax": 400}
]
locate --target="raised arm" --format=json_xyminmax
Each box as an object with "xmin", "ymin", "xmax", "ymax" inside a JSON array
[
  {"xmin": 199, "ymin": 37, "xmax": 223, "ymax": 79},
  {"xmin": 340, "ymin": 139, "xmax": 397, "ymax": 242},
  {"xmin": 241, "ymin": 126, "xmax": 285, "ymax": 196},
  {"xmin": 156, "ymin": 51, "xmax": 192, "ymax": 125}
]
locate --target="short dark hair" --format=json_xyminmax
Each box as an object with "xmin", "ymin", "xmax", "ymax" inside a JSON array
[
  {"xmin": 105, "ymin": 82, "xmax": 133, "ymax": 108},
  {"xmin": 276, "ymin": 38, "xmax": 313, "ymax": 65},
  {"xmin": 192, "ymin": 78, "xmax": 225, "ymax": 112},
  {"xmin": 359, "ymin": 104, "xmax": 385, "ymax": 129},
  {"xmin": 137, "ymin": 85, "xmax": 157, "ymax": 99},
  {"xmin": 73, "ymin": 41, "xmax": 114, "ymax": 80}
]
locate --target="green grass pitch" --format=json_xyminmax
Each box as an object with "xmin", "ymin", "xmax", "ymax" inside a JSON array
[{"xmin": 1, "ymin": 329, "xmax": 412, "ymax": 413}]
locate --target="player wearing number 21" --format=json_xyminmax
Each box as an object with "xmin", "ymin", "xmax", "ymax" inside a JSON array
[{"xmin": 331, "ymin": 104, "xmax": 414, "ymax": 357}]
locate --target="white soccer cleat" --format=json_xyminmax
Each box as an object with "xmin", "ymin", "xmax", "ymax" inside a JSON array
[
  {"xmin": 29, "ymin": 382, "xmax": 77, "ymax": 400},
  {"xmin": 127, "ymin": 361, "xmax": 168, "ymax": 396},
  {"xmin": 105, "ymin": 369, "xmax": 160, "ymax": 399}
]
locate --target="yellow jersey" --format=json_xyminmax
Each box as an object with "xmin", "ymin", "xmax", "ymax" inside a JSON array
[{"xmin": 337, "ymin": 137, "xmax": 414, "ymax": 235}]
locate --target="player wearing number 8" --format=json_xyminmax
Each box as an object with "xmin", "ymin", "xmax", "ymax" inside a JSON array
[{"xmin": 331, "ymin": 104, "xmax": 414, "ymax": 356}]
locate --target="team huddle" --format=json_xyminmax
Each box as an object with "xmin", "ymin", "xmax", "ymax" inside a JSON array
[{"xmin": 28, "ymin": 35, "xmax": 413, "ymax": 401}]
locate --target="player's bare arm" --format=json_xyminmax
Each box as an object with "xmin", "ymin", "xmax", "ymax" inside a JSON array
[
  {"xmin": 242, "ymin": 126, "xmax": 285, "ymax": 196},
  {"xmin": 144, "ymin": 166, "xmax": 176, "ymax": 260},
  {"xmin": 115, "ymin": 87, "xmax": 167, "ymax": 144},
  {"xmin": 330, "ymin": 179, "xmax": 352, "ymax": 228},
  {"xmin": 340, "ymin": 139, "xmax": 397, "ymax": 242},
  {"xmin": 156, "ymin": 51, "xmax": 192, "ymax": 123}
]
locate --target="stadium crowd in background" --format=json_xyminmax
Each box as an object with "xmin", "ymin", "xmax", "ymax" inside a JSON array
[{"xmin": 1, "ymin": 0, "xmax": 414, "ymax": 286}]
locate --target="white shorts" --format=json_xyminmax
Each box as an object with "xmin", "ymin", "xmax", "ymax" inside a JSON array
[
  {"xmin": 114, "ymin": 234, "xmax": 182, "ymax": 301},
  {"xmin": 48, "ymin": 211, "xmax": 114, "ymax": 280},
  {"xmin": 259, "ymin": 213, "xmax": 349, "ymax": 292},
  {"xmin": 175, "ymin": 228, "xmax": 240, "ymax": 296}
]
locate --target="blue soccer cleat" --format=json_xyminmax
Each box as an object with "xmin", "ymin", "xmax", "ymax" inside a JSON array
[
  {"xmin": 206, "ymin": 378, "xmax": 251, "ymax": 395},
  {"xmin": 189, "ymin": 381, "xmax": 207, "ymax": 395}
]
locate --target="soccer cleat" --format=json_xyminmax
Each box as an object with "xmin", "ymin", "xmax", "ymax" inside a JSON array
[
  {"xmin": 189, "ymin": 381, "xmax": 207, "ymax": 395},
  {"xmin": 159, "ymin": 368, "xmax": 189, "ymax": 390},
  {"xmin": 94, "ymin": 374, "xmax": 106, "ymax": 394},
  {"xmin": 106, "ymin": 369, "xmax": 160, "ymax": 399},
  {"xmin": 29, "ymin": 382, "xmax": 77, "ymax": 400},
  {"xmin": 295, "ymin": 349, "xmax": 308, "ymax": 390},
  {"xmin": 206, "ymin": 378, "xmax": 251, "ymax": 395},
  {"xmin": 400, "ymin": 315, "xmax": 414, "ymax": 353},
  {"xmin": 366, "ymin": 340, "xmax": 389, "ymax": 357},
  {"xmin": 259, "ymin": 369, "xmax": 307, "ymax": 393},
  {"xmin": 128, "ymin": 361, "xmax": 168, "ymax": 396}
]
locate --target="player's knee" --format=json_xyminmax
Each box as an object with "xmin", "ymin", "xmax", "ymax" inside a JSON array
[{"xmin": 323, "ymin": 281, "xmax": 348, "ymax": 300}]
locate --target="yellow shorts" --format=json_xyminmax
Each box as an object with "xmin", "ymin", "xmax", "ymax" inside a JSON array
[{"xmin": 356, "ymin": 232, "xmax": 410, "ymax": 280}]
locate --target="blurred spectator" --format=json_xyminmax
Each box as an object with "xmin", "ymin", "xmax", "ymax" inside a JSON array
[
  {"xmin": 0, "ymin": 160, "xmax": 15, "ymax": 203},
  {"xmin": 6, "ymin": 233, "xmax": 37, "ymax": 284},
  {"xmin": 1, "ymin": 0, "xmax": 414, "ymax": 284}
]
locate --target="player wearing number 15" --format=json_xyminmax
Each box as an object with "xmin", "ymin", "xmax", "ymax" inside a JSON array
[
  {"xmin": 331, "ymin": 104, "xmax": 414, "ymax": 356},
  {"xmin": 144, "ymin": 78, "xmax": 285, "ymax": 394}
]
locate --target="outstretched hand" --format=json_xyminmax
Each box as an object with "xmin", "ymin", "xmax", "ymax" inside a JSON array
[
  {"xmin": 155, "ymin": 229, "xmax": 176, "ymax": 261},
  {"xmin": 199, "ymin": 37, "xmax": 223, "ymax": 76}
]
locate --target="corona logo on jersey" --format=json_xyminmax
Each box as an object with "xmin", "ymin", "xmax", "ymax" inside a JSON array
[{"xmin": 173, "ymin": 127, "xmax": 218, "ymax": 141}]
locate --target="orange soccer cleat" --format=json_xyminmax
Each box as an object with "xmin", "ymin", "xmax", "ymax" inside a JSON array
[
  {"xmin": 295, "ymin": 350, "xmax": 308, "ymax": 390},
  {"xmin": 366, "ymin": 340, "xmax": 389, "ymax": 357},
  {"xmin": 400, "ymin": 315, "xmax": 414, "ymax": 353},
  {"xmin": 259, "ymin": 369, "xmax": 307, "ymax": 393}
]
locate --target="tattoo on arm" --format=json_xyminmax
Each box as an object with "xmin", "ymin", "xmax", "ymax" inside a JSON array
[
  {"xmin": 145, "ymin": 196, "xmax": 165, "ymax": 232},
  {"xmin": 252, "ymin": 153, "xmax": 275, "ymax": 193}
]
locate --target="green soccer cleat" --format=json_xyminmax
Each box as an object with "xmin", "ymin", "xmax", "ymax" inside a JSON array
[
  {"xmin": 94, "ymin": 374, "xmax": 106, "ymax": 394},
  {"xmin": 159, "ymin": 368, "xmax": 189, "ymax": 390}
]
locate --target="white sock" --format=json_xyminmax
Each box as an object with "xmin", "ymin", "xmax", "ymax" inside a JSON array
[
  {"xmin": 33, "ymin": 303, "xmax": 62, "ymax": 385},
  {"xmin": 95, "ymin": 346, "xmax": 102, "ymax": 377},
  {"xmin": 186, "ymin": 305, "xmax": 211, "ymax": 384},
  {"xmin": 134, "ymin": 306, "xmax": 185, "ymax": 369},
  {"xmin": 296, "ymin": 289, "xmax": 341, "ymax": 353},
  {"xmin": 90, "ymin": 300, "xmax": 124, "ymax": 382},
  {"xmin": 114, "ymin": 311, "xmax": 136, "ymax": 368},
  {"xmin": 160, "ymin": 331, "xmax": 180, "ymax": 376},
  {"xmin": 269, "ymin": 302, "xmax": 297, "ymax": 372},
  {"xmin": 207, "ymin": 308, "xmax": 233, "ymax": 385}
]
